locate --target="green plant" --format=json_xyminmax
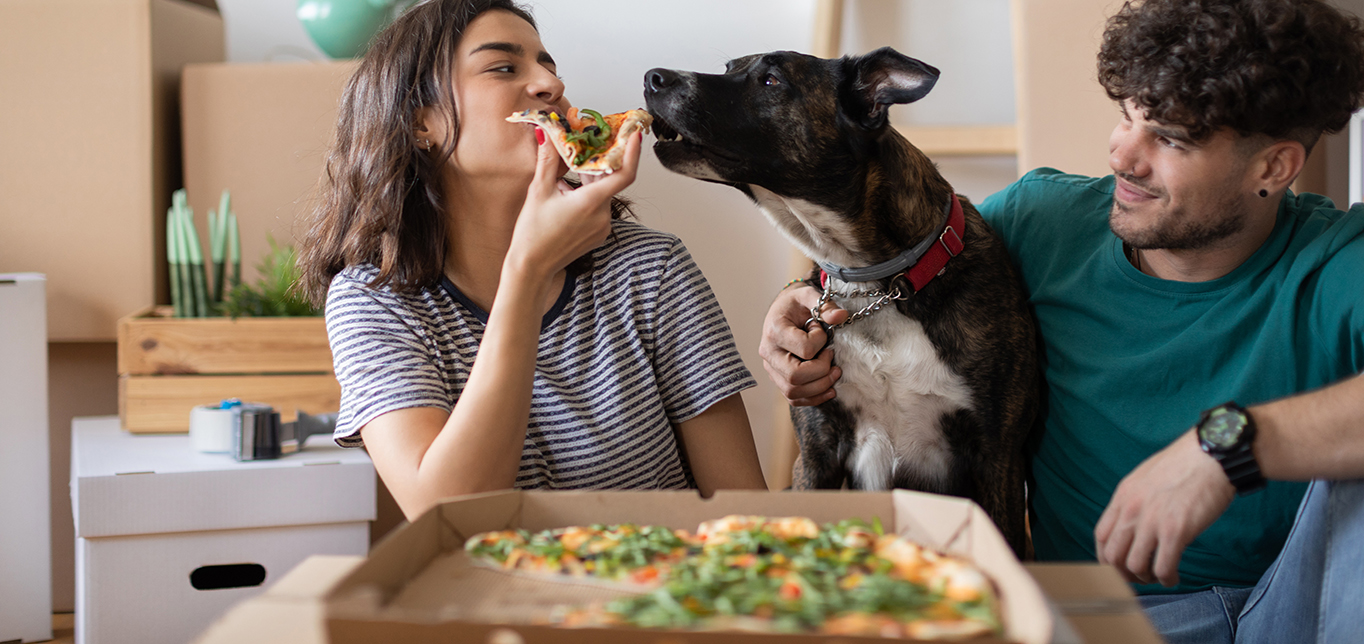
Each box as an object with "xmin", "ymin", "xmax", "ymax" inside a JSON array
[{"xmin": 217, "ymin": 236, "xmax": 320, "ymax": 317}]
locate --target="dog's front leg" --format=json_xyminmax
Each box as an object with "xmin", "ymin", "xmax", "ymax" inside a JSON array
[{"xmin": 789, "ymin": 405, "xmax": 849, "ymax": 489}]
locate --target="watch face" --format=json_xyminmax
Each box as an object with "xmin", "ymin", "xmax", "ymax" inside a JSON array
[{"xmin": 1202, "ymin": 407, "xmax": 1246, "ymax": 450}]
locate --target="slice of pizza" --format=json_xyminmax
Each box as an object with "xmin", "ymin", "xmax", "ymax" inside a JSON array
[{"xmin": 506, "ymin": 107, "xmax": 652, "ymax": 175}]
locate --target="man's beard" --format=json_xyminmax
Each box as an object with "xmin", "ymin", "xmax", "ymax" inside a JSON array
[{"xmin": 1109, "ymin": 179, "xmax": 1248, "ymax": 250}]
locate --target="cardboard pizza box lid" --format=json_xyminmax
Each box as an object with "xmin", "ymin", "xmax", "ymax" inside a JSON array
[{"xmin": 322, "ymin": 489, "xmax": 1053, "ymax": 644}]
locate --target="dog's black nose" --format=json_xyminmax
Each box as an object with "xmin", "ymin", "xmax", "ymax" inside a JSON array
[{"xmin": 645, "ymin": 68, "xmax": 678, "ymax": 93}]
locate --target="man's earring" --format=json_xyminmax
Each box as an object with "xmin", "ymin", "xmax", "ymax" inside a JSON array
[{"xmin": 1259, "ymin": 189, "xmax": 1268, "ymax": 198}]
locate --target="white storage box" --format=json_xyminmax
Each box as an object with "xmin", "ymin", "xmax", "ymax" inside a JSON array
[{"xmin": 71, "ymin": 416, "xmax": 375, "ymax": 644}]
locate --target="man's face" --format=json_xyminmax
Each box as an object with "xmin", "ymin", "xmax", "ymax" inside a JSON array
[{"xmin": 1107, "ymin": 99, "xmax": 1256, "ymax": 250}]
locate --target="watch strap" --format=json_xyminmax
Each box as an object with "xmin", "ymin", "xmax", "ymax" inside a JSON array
[{"xmin": 1213, "ymin": 443, "xmax": 1267, "ymax": 495}]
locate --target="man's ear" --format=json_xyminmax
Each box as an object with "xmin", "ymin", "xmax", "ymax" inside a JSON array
[
  {"xmin": 1255, "ymin": 139, "xmax": 1308, "ymax": 195},
  {"xmin": 842, "ymin": 47, "xmax": 940, "ymax": 130}
]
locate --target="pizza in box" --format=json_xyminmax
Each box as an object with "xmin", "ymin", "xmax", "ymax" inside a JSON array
[{"xmin": 465, "ymin": 514, "xmax": 1002, "ymax": 639}]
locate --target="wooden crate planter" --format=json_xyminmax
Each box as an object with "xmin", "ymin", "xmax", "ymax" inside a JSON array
[{"xmin": 117, "ymin": 306, "xmax": 340, "ymax": 433}]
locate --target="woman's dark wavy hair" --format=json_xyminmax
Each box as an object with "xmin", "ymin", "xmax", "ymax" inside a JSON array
[
  {"xmin": 299, "ymin": 0, "xmax": 630, "ymax": 305},
  {"xmin": 1097, "ymin": 0, "xmax": 1364, "ymax": 149}
]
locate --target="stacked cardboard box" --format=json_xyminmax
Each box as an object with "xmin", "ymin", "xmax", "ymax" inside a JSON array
[
  {"xmin": 180, "ymin": 61, "xmax": 358, "ymax": 287},
  {"xmin": 0, "ymin": 0, "xmax": 224, "ymax": 340}
]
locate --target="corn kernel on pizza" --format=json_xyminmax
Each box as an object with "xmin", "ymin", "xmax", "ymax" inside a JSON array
[{"xmin": 464, "ymin": 515, "xmax": 1002, "ymax": 639}]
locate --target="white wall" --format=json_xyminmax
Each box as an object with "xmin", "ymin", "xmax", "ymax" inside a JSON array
[
  {"xmin": 842, "ymin": 0, "xmax": 1019, "ymax": 206},
  {"xmin": 213, "ymin": 0, "xmax": 1017, "ymax": 483}
]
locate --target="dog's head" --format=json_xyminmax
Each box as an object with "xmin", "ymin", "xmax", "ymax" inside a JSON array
[
  {"xmin": 643, "ymin": 47, "xmax": 938, "ymax": 201},
  {"xmin": 643, "ymin": 48, "xmax": 942, "ymax": 266}
]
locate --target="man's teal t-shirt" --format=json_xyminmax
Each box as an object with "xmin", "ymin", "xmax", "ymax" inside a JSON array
[{"xmin": 977, "ymin": 168, "xmax": 1364, "ymax": 594}]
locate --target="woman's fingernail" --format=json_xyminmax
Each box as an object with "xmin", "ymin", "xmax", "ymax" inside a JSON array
[{"xmin": 535, "ymin": 127, "xmax": 546, "ymax": 146}]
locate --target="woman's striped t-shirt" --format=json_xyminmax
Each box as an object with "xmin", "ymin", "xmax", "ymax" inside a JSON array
[{"xmin": 325, "ymin": 220, "xmax": 756, "ymax": 490}]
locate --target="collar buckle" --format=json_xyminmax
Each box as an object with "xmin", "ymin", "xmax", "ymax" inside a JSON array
[{"xmin": 939, "ymin": 225, "xmax": 962, "ymax": 258}]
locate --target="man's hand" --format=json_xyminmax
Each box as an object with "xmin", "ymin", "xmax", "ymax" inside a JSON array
[
  {"xmin": 1095, "ymin": 430, "xmax": 1235, "ymax": 586},
  {"xmin": 758, "ymin": 284, "xmax": 849, "ymax": 406}
]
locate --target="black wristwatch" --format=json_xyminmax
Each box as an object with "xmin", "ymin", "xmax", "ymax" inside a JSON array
[{"xmin": 1196, "ymin": 401, "xmax": 1267, "ymax": 496}]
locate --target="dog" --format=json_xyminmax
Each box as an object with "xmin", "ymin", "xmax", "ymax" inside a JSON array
[{"xmin": 643, "ymin": 47, "xmax": 1039, "ymax": 556}]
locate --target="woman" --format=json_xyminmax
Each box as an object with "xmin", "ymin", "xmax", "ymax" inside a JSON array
[{"xmin": 299, "ymin": 0, "xmax": 767, "ymax": 520}]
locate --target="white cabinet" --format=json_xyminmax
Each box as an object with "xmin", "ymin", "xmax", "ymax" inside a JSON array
[{"xmin": 0, "ymin": 274, "xmax": 52, "ymax": 643}]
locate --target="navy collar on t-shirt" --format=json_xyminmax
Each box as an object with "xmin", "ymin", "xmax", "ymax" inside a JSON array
[{"xmin": 440, "ymin": 270, "xmax": 575, "ymax": 330}]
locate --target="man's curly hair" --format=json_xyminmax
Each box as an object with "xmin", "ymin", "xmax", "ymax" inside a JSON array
[{"xmin": 1098, "ymin": 0, "xmax": 1364, "ymax": 149}]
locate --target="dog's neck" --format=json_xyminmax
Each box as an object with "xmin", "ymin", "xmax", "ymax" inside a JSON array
[{"xmin": 749, "ymin": 130, "xmax": 956, "ymax": 282}]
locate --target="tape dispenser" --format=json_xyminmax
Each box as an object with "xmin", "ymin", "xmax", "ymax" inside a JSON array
[{"xmin": 190, "ymin": 399, "xmax": 338, "ymax": 461}]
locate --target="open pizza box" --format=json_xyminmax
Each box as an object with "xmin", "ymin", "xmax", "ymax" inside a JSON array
[{"xmin": 323, "ymin": 490, "xmax": 1053, "ymax": 643}]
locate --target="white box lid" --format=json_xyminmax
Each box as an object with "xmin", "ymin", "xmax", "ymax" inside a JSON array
[{"xmin": 72, "ymin": 416, "xmax": 375, "ymax": 538}]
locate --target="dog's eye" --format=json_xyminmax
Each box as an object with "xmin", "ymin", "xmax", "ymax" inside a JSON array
[{"xmin": 764, "ymin": 74, "xmax": 781, "ymax": 86}]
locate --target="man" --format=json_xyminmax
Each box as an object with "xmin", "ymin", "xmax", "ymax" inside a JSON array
[{"xmin": 759, "ymin": 1, "xmax": 1364, "ymax": 642}]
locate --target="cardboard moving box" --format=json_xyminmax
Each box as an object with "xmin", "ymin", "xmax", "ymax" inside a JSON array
[
  {"xmin": 0, "ymin": 0, "xmax": 224, "ymax": 340},
  {"xmin": 180, "ymin": 61, "xmax": 358, "ymax": 288},
  {"xmin": 324, "ymin": 489, "xmax": 1053, "ymax": 643}
]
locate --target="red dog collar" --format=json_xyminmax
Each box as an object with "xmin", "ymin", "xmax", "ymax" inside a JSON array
[{"xmin": 820, "ymin": 194, "xmax": 966, "ymax": 293}]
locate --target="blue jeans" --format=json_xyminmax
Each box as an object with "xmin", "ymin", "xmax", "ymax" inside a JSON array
[{"xmin": 1138, "ymin": 479, "xmax": 1364, "ymax": 644}]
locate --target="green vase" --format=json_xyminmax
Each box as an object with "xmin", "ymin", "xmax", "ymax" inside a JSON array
[{"xmin": 297, "ymin": 0, "xmax": 395, "ymax": 59}]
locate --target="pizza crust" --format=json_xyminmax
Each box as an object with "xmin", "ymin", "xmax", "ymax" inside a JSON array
[{"xmin": 507, "ymin": 107, "xmax": 652, "ymax": 175}]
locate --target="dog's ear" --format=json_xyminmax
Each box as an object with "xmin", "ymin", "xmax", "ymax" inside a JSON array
[{"xmin": 842, "ymin": 47, "xmax": 940, "ymax": 130}]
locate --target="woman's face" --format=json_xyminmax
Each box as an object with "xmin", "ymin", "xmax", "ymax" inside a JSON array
[{"xmin": 445, "ymin": 9, "xmax": 568, "ymax": 182}]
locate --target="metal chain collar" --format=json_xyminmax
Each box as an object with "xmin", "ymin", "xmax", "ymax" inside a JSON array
[{"xmin": 805, "ymin": 282, "xmax": 908, "ymax": 332}]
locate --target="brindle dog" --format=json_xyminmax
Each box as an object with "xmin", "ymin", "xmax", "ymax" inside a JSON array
[{"xmin": 643, "ymin": 48, "xmax": 1039, "ymax": 556}]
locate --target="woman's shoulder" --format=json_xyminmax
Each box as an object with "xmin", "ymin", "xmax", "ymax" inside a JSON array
[
  {"xmin": 329, "ymin": 263, "xmax": 382, "ymax": 287},
  {"xmin": 328, "ymin": 264, "xmax": 390, "ymax": 304},
  {"xmin": 326, "ymin": 264, "xmax": 445, "ymax": 317}
]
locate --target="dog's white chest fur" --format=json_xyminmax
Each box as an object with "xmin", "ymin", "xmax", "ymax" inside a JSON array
[
  {"xmin": 830, "ymin": 298, "xmax": 972, "ymax": 490},
  {"xmin": 750, "ymin": 186, "xmax": 973, "ymax": 490}
]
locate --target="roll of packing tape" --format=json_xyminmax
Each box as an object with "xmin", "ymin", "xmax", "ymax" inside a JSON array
[{"xmin": 190, "ymin": 404, "xmax": 237, "ymax": 453}]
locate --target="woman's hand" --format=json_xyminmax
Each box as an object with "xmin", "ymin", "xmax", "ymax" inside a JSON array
[
  {"xmin": 505, "ymin": 127, "xmax": 642, "ymax": 284},
  {"xmin": 758, "ymin": 284, "xmax": 848, "ymax": 406}
]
